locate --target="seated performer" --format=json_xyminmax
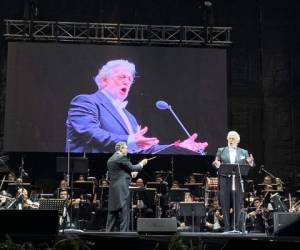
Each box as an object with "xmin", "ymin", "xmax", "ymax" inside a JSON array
[
  {"xmin": 205, "ymin": 198, "xmax": 224, "ymax": 232},
  {"xmin": 54, "ymin": 179, "xmax": 69, "ymax": 198},
  {"xmin": 246, "ymin": 197, "xmax": 269, "ymax": 233}
]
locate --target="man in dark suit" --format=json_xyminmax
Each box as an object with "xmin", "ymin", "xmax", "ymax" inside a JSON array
[
  {"xmin": 66, "ymin": 59, "xmax": 208, "ymax": 154},
  {"xmin": 212, "ymin": 131, "xmax": 254, "ymax": 232},
  {"xmin": 106, "ymin": 141, "xmax": 148, "ymax": 232}
]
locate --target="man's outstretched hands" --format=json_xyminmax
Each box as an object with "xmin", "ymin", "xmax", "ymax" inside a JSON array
[
  {"xmin": 133, "ymin": 126, "xmax": 159, "ymax": 150},
  {"xmin": 134, "ymin": 126, "xmax": 208, "ymax": 153},
  {"xmin": 176, "ymin": 133, "xmax": 208, "ymax": 152}
]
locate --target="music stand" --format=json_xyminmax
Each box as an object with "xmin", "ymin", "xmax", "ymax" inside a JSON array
[
  {"xmin": 95, "ymin": 185, "xmax": 109, "ymax": 209},
  {"xmin": 73, "ymin": 181, "xmax": 94, "ymax": 198},
  {"xmin": 129, "ymin": 187, "xmax": 146, "ymax": 231},
  {"xmin": 146, "ymin": 182, "xmax": 168, "ymax": 194},
  {"xmin": 56, "ymin": 157, "xmax": 88, "ymax": 230},
  {"xmin": 182, "ymin": 183, "xmax": 203, "ymax": 198},
  {"xmin": 169, "ymin": 188, "xmax": 189, "ymax": 202},
  {"xmin": 179, "ymin": 202, "xmax": 206, "ymax": 232},
  {"xmin": 218, "ymin": 163, "xmax": 250, "ymax": 233},
  {"xmin": 146, "ymin": 183, "xmax": 168, "ymax": 218},
  {"xmin": 39, "ymin": 199, "xmax": 66, "ymax": 215},
  {"xmin": 270, "ymin": 193, "xmax": 288, "ymax": 212}
]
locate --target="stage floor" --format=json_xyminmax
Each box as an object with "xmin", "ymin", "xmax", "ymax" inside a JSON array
[{"xmin": 57, "ymin": 230, "xmax": 300, "ymax": 250}]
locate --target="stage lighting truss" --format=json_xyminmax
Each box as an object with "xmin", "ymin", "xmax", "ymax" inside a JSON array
[{"xmin": 4, "ymin": 20, "xmax": 232, "ymax": 47}]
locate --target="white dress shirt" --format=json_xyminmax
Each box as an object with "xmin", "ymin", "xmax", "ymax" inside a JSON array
[
  {"xmin": 229, "ymin": 147, "xmax": 237, "ymax": 164},
  {"xmin": 101, "ymin": 90, "xmax": 139, "ymax": 153}
]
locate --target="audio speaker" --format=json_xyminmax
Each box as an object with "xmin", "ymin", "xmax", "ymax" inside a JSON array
[
  {"xmin": 0, "ymin": 209, "xmax": 59, "ymax": 235},
  {"xmin": 137, "ymin": 217, "xmax": 177, "ymax": 234},
  {"xmin": 273, "ymin": 212, "xmax": 300, "ymax": 236}
]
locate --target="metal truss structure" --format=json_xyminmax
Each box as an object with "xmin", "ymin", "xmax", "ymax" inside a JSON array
[{"xmin": 4, "ymin": 20, "xmax": 232, "ymax": 47}]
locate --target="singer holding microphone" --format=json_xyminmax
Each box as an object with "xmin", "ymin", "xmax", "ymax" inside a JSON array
[
  {"xmin": 65, "ymin": 59, "xmax": 207, "ymax": 154},
  {"xmin": 212, "ymin": 131, "xmax": 254, "ymax": 232},
  {"xmin": 106, "ymin": 141, "xmax": 148, "ymax": 232}
]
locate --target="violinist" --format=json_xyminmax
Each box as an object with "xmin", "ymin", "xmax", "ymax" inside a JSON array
[
  {"xmin": 246, "ymin": 197, "xmax": 269, "ymax": 233},
  {"xmin": 16, "ymin": 186, "xmax": 39, "ymax": 209}
]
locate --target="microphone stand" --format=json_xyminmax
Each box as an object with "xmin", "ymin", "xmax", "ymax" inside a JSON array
[
  {"xmin": 171, "ymin": 156, "xmax": 174, "ymax": 184},
  {"xmin": 237, "ymin": 162, "xmax": 246, "ymax": 233},
  {"xmin": 261, "ymin": 167, "xmax": 283, "ymax": 184},
  {"xmin": 165, "ymin": 105, "xmax": 205, "ymax": 155},
  {"xmin": 65, "ymin": 139, "xmax": 77, "ymax": 231},
  {"xmin": 66, "ymin": 139, "xmax": 71, "ymax": 187},
  {"xmin": 167, "ymin": 105, "xmax": 191, "ymax": 138},
  {"xmin": 66, "ymin": 139, "xmax": 72, "ymax": 229},
  {"xmin": 18, "ymin": 156, "xmax": 26, "ymax": 210},
  {"xmin": 228, "ymin": 155, "xmax": 244, "ymax": 234},
  {"xmin": 261, "ymin": 167, "xmax": 284, "ymax": 192},
  {"xmin": 261, "ymin": 167, "xmax": 276, "ymax": 179}
]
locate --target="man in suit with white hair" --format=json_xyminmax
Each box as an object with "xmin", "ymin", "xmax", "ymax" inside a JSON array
[{"xmin": 212, "ymin": 130, "xmax": 254, "ymax": 232}]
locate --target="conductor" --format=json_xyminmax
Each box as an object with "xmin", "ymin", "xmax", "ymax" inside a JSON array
[{"xmin": 106, "ymin": 141, "xmax": 148, "ymax": 232}]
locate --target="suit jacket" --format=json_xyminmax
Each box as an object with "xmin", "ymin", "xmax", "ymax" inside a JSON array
[
  {"xmin": 107, "ymin": 152, "xmax": 143, "ymax": 211},
  {"xmin": 66, "ymin": 90, "xmax": 165, "ymax": 153},
  {"xmin": 215, "ymin": 146, "xmax": 249, "ymax": 165},
  {"xmin": 214, "ymin": 146, "xmax": 253, "ymax": 177}
]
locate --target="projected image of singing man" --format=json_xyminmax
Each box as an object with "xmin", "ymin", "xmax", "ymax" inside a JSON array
[
  {"xmin": 212, "ymin": 131, "xmax": 254, "ymax": 232},
  {"xmin": 65, "ymin": 59, "xmax": 208, "ymax": 154}
]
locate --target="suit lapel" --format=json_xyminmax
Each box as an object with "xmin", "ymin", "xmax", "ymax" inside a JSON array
[
  {"xmin": 222, "ymin": 147, "xmax": 230, "ymax": 163},
  {"xmin": 236, "ymin": 147, "xmax": 245, "ymax": 164},
  {"xmin": 96, "ymin": 91, "xmax": 132, "ymax": 134}
]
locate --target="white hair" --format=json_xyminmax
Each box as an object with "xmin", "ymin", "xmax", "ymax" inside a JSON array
[
  {"xmin": 94, "ymin": 59, "xmax": 136, "ymax": 88},
  {"xmin": 227, "ymin": 130, "xmax": 240, "ymax": 143}
]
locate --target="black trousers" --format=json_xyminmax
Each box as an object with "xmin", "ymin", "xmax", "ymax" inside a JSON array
[
  {"xmin": 218, "ymin": 175, "xmax": 243, "ymax": 231},
  {"xmin": 106, "ymin": 197, "xmax": 130, "ymax": 232}
]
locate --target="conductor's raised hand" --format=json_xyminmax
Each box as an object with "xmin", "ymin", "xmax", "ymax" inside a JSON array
[{"xmin": 139, "ymin": 158, "xmax": 148, "ymax": 167}]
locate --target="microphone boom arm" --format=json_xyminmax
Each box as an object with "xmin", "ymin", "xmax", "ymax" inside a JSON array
[{"xmin": 168, "ymin": 106, "xmax": 191, "ymax": 138}]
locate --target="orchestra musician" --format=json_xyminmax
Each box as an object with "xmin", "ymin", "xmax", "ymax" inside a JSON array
[
  {"xmin": 16, "ymin": 186, "xmax": 39, "ymax": 209},
  {"xmin": 289, "ymin": 196, "xmax": 300, "ymax": 213},
  {"xmin": 246, "ymin": 197, "xmax": 269, "ymax": 233},
  {"xmin": 205, "ymin": 198, "xmax": 224, "ymax": 232}
]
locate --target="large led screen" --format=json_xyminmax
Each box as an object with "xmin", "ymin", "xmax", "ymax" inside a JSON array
[{"xmin": 4, "ymin": 42, "xmax": 228, "ymax": 155}]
